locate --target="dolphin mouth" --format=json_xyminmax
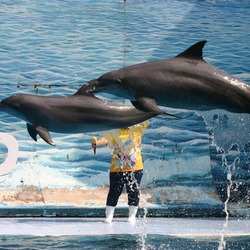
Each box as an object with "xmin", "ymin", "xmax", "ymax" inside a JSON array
[
  {"xmin": 87, "ymin": 79, "xmax": 106, "ymax": 92},
  {"xmin": 75, "ymin": 80, "xmax": 105, "ymax": 95}
]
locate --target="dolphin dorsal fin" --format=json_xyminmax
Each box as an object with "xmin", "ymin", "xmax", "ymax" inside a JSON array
[
  {"xmin": 176, "ymin": 40, "xmax": 207, "ymax": 60},
  {"xmin": 74, "ymin": 80, "xmax": 99, "ymax": 96}
]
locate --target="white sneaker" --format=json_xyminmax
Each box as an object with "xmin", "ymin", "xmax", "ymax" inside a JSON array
[
  {"xmin": 104, "ymin": 206, "xmax": 115, "ymax": 223},
  {"xmin": 128, "ymin": 206, "xmax": 138, "ymax": 223}
]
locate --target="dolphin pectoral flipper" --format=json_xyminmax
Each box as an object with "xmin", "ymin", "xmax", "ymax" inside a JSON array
[
  {"xmin": 27, "ymin": 123, "xmax": 38, "ymax": 142},
  {"xmin": 36, "ymin": 126, "xmax": 55, "ymax": 146},
  {"xmin": 27, "ymin": 123, "xmax": 55, "ymax": 146},
  {"xmin": 131, "ymin": 97, "xmax": 179, "ymax": 118}
]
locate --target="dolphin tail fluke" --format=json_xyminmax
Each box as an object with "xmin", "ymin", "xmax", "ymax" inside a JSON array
[
  {"xmin": 131, "ymin": 97, "xmax": 180, "ymax": 118},
  {"xmin": 27, "ymin": 123, "xmax": 55, "ymax": 146}
]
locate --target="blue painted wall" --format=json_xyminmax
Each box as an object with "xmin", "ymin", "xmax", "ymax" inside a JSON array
[{"xmin": 0, "ymin": 0, "xmax": 249, "ymax": 216}]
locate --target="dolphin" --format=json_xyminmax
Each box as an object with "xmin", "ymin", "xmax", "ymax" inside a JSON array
[
  {"xmin": 76, "ymin": 41, "xmax": 250, "ymax": 115},
  {"xmin": 0, "ymin": 93, "xmax": 157, "ymax": 146}
]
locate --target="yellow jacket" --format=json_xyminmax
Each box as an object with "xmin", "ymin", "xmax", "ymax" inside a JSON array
[{"xmin": 103, "ymin": 121, "xmax": 149, "ymax": 172}]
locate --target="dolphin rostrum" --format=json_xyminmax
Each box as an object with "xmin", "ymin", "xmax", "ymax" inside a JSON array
[
  {"xmin": 0, "ymin": 93, "xmax": 157, "ymax": 146},
  {"xmin": 76, "ymin": 41, "xmax": 250, "ymax": 115}
]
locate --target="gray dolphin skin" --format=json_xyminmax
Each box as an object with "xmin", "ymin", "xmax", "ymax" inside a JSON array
[
  {"xmin": 76, "ymin": 41, "xmax": 250, "ymax": 115},
  {"xmin": 0, "ymin": 93, "xmax": 156, "ymax": 146}
]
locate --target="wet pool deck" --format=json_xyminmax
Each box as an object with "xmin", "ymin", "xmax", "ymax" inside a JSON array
[{"xmin": 0, "ymin": 217, "xmax": 249, "ymax": 237}]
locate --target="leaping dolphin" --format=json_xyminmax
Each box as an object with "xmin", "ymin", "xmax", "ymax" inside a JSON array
[
  {"xmin": 76, "ymin": 41, "xmax": 250, "ymax": 115},
  {"xmin": 0, "ymin": 93, "xmax": 157, "ymax": 146}
]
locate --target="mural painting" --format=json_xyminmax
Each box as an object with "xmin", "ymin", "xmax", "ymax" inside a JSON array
[{"xmin": 0, "ymin": 0, "xmax": 249, "ymax": 218}]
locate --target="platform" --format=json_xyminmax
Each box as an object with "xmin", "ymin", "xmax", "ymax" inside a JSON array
[{"xmin": 0, "ymin": 217, "xmax": 249, "ymax": 237}]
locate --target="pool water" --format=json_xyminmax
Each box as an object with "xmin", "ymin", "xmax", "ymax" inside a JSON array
[{"xmin": 0, "ymin": 235, "xmax": 249, "ymax": 250}]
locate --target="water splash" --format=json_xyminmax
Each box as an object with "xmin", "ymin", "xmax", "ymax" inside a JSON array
[
  {"xmin": 218, "ymin": 153, "xmax": 238, "ymax": 250},
  {"xmin": 138, "ymin": 198, "xmax": 148, "ymax": 250}
]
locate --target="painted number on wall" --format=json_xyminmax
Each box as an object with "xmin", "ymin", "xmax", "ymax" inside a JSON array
[{"xmin": 0, "ymin": 132, "xmax": 19, "ymax": 176}]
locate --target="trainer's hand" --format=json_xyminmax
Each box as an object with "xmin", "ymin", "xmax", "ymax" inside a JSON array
[{"xmin": 92, "ymin": 136, "xmax": 97, "ymax": 154}]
